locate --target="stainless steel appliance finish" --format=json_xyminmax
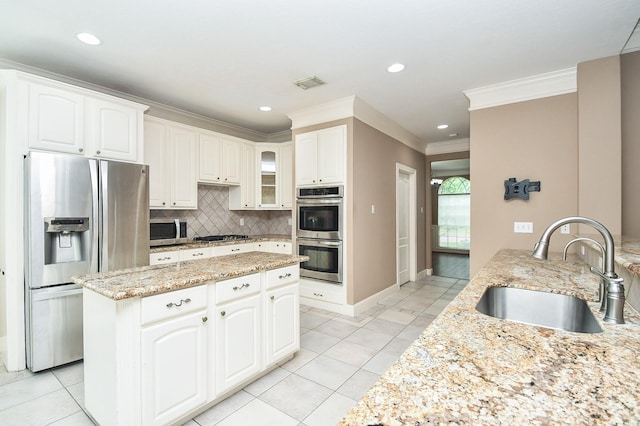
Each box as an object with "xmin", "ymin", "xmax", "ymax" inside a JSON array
[
  {"xmin": 297, "ymin": 238, "xmax": 342, "ymax": 283},
  {"xmin": 296, "ymin": 186, "xmax": 343, "ymax": 240},
  {"xmin": 150, "ymin": 218, "xmax": 188, "ymax": 246},
  {"xmin": 25, "ymin": 151, "xmax": 149, "ymax": 371}
]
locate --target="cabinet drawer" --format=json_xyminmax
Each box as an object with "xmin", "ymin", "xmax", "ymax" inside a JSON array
[
  {"xmin": 265, "ymin": 265, "xmax": 299, "ymax": 290},
  {"xmin": 215, "ymin": 273, "xmax": 260, "ymax": 305},
  {"xmin": 300, "ymin": 282, "xmax": 343, "ymax": 304},
  {"xmin": 150, "ymin": 251, "xmax": 181, "ymax": 265},
  {"xmin": 212, "ymin": 243, "xmax": 254, "ymax": 257},
  {"xmin": 181, "ymin": 247, "xmax": 212, "ymax": 261},
  {"xmin": 141, "ymin": 285, "xmax": 207, "ymax": 325}
]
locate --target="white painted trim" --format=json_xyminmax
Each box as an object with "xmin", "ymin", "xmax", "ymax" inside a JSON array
[
  {"xmin": 396, "ymin": 163, "xmax": 417, "ymax": 285},
  {"xmin": 288, "ymin": 96, "xmax": 427, "ymax": 154},
  {"xmin": 352, "ymin": 283, "xmax": 400, "ymax": 317},
  {"xmin": 417, "ymin": 269, "xmax": 431, "ymax": 280},
  {"xmin": 426, "ymin": 138, "xmax": 470, "ymax": 156},
  {"xmin": 287, "ymin": 96, "xmax": 356, "ymax": 129},
  {"xmin": 463, "ymin": 67, "xmax": 577, "ymax": 111},
  {"xmin": 353, "ymin": 98, "xmax": 426, "ymax": 153},
  {"xmin": 299, "ymin": 297, "xmax": 355, "ymax": 316}
]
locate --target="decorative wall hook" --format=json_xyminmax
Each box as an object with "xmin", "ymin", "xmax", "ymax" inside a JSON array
[{"xmin": 504, "ymin": 177, "xmax": 541, "ymax": 200}]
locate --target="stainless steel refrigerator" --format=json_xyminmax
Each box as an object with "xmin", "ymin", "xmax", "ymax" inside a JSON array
[{"xmin": 24, "ymin": 151, "xmax": 149, "ymax": 372}]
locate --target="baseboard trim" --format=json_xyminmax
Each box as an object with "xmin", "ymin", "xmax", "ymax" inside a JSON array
[{"xmin": 352, "ymin": 283, "xmax": 400, "ymax": 316}]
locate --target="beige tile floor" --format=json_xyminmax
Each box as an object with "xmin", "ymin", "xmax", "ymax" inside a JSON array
[{"xmin": 0, "ymin": 275, "xmax": 468, "ymax": 426}]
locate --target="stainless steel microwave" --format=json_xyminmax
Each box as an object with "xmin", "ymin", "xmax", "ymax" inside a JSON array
[{"xmin": 150, "ymin": 218, "xmax": 188, "ymax": 246}]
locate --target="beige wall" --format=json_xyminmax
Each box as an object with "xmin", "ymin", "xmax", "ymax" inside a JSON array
[
  {"xmin": 351, "ymin": 119, "xmax": 427, "ymax": 303},
  {"xmin": 577, "ymin": 56, "xmax": 622, "ymax": 234},
  {"xmin": 621, "ymin": 51, "xmax": 640, "ymax": 238},
  {"xmin": 469, "ymin": 94, "xmax": 578, "ymax": 276}
]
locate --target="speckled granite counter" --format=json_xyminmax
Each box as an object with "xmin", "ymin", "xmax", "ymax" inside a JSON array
[
  {"xmin": 150, "ymin": 234, "xmax": 292, "ymax": 253},
  {"xmin": 72, "ymin": 251, "xmax": 307, "ymax": 300},
  {"xmin": 340, "ymin": 249, "xmax": 640, "ymax": 425}
]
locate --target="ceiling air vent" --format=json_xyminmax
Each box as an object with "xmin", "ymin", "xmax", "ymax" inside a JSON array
[{"xmin": 294, "ymin": 76, "xmax": 326, "ymax": 90}]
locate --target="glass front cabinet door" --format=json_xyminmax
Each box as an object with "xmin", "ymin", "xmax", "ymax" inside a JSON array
[{"xmin": 258, "ymin": 149, "xmax": 278, "ymax": 208}]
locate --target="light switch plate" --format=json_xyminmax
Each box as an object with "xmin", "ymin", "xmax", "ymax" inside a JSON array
[{"xmin": 514, "ymin": 222, "xmax": 533, "ymax": 233}]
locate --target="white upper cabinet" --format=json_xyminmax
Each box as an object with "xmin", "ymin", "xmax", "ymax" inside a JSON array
[
  {"xmin": 144, "ymin": 117, "xmax": 198, "ymax": 209},
  {"xmin": 198, "ymin": 133, "xmax": 241, "ymax": 185},
  {"xmin": 27, "ymin": 82, "xmax": 85, "ymax": 155},
  {"xmin": 229, "ymin": 142, "xmax": 256, "ymax": 209},
  {"xmin": 255, "ymin": 143, "xmax": 293, "ymax": 210},
  {"xmin": 295, "ymin": 125, "xmax": 346, "ymax": 187},
  {"xmin": 86, "ymin": 97, "xmax": 143, "ymax": 162},
  {"xmin": 22, "ymin": 73, "xmax": 147, "ymax": 163}
]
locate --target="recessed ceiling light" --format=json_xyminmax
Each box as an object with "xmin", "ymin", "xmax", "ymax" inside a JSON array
[
  {"xmin": 259, "ymin": 106, "xmax": 272, "ymax": 112},
  {"xmin": 387, "ymin": 63, "xmax": 405, "ymax": 73},
  {"xmin": 77, "ymin": 32, "xmax": 101, "ymax": 45},
  {"xmin": 437, "ymin": 124, "xmax": 449, "ymax": 130}
]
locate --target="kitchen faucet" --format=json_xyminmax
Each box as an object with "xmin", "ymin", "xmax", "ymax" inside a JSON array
[{"xmin": 532, "ymin": 216, "xmax": 625, "ymax": 324}]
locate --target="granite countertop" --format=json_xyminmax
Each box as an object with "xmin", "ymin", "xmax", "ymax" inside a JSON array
[
  {"xmin": 72, "ymin": 251, "xmax": 307, "ymax": 300},
  {"xmin": 150, "ymin": 234, "xmax": 292, "ymax": 253},
  {"xmin": 340, "ymin": 249, "xmax": 640, "ymax": 425}
]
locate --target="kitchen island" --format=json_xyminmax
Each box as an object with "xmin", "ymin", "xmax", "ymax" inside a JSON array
[
  {"xmin": 74, "ymin": 251, "xmax": 307, "ymax": 426},
  {"xmin": 340, "ymin": 249, "xmax": 640, "ymax": 425}
]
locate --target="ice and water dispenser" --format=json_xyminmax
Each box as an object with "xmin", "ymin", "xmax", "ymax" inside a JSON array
[{"xmin": 43, "ymin": 217, "xmax": 91, "ymax": 266}]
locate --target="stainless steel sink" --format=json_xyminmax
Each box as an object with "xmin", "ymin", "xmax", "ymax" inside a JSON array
[{"xmin": 476, "ymin": 286, "xmax": 603, "ymax": 333}]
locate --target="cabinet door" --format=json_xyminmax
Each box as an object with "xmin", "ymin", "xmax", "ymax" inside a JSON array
[
  {"xmin": 169, "ymin": 127, "xmax": 198, "ymax": 208},
  {"xmin": 141, "ymin": 310, "xmax": 208, "ymax": 426},
  {"xmin": 215, "ymin": 294, "xmax": 262, "ymax": 393},
  {"xmin": 88, "ymin": 98, "xmax": 140, "ymax": 162},
  {"xmin": 265, "ymin": 284, "xmax": 299, "ymax": 366},
  {"xmin": 317, "ymin": 125, "xmax": 346, "ymax": 185},
  {"xmin": 279, "ymin": 143, "xmax": 293, "ymax": 209},
  {"xmin": 294, "ymin": 132, "xmax": 318, "ymax": 186},
  {"xmin": 241, "ymin": 143, "xmax": 256, "ymax": 207},
  {"xmin": 198, "ymin": 134, "xmax": 223, "ymax": 183},
  {"xmin": 144, "ymin": 120, "xmax": 169, "ymax": 208},
  {"xmin": 222, "ymin": 139, "xmax": 242, "ymax": 185},
  {"xmin": 257, "ymin": 148, "xmax": 278, "ymax": 208},
  {"xmin": 28, "ymin": 83, "xmax": 85, "ymax": 154}
]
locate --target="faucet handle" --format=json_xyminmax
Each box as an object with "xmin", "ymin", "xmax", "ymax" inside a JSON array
[{"xmin": 589, "ymin": 267, "xmax": 623, "ymax": 284}]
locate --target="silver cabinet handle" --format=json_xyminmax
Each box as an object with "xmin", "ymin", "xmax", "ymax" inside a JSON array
[
  {"xmin": 270, "ymin": 295, "xmax": 275, "ymax": 301},
  {"xmin": 202, "ymin": 316, "xmax": 208, "ymax": 323},
  {"xmin": 166, "ymin": 298, "xmax": 191, "ymax": 308},
  {"xmin": 96, "ymin": 150, "xmax": 101, "ymax": 155},
  {"xmin": 79, "ymin": 147, "xmax": 84, "ymax": 153},
  {"xmin": 220, "ymin": 311, "xmax": 226, "ymax": 317},
  {"xmin": 192, "ymin": 252, "xmax": 204, "ymax": 257},
  {"xmin": 231, "ymin": 248, "xmax": 240, "ymax": 252},
  {"xmin": 313, "ymin": 292, "xmax": 323, "ymax": 297},
  {"xmin": 232, "ymin": 283, "xmax": 251, "ymax": 291},
  {"xmin": 278, "ymin": 273, "xmax": 292, "ymax": 279}
]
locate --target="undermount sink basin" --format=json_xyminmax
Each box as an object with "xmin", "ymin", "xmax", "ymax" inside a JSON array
[{"xmin": 476, "ymin": 286, "xmax": 602, "ymax": 333}]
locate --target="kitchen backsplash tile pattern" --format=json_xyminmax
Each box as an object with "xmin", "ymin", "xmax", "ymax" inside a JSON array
[{"xmin": 151, "ymin": 185, "xmax": 292, "ymax": 238}]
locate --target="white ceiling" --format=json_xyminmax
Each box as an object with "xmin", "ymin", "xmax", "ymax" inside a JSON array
[{"xmin": 1, "ymin": 1, "xmax": 639, "ymax": 143}]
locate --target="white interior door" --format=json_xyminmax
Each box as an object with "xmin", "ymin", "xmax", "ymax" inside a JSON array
[{"xmin": 397, "ymin": 171, "xmax": 410, "ymax": 285}]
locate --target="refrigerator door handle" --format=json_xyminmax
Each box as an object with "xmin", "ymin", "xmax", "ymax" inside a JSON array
[{"xmin": 89, "ymin": 159, "xmax": 100, "ymax": 274}]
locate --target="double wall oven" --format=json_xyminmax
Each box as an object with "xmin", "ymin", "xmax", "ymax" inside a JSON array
[{"xmin": 296, "ymin": 186, "xmax": 343, "ymax": 284}]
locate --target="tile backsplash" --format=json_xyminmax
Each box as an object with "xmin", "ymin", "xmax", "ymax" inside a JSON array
[{"xmin": 151, "ymin": 185, "xmax": 293, "ymax": 238}]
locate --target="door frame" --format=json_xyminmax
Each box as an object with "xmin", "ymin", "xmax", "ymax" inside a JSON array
[{"xmin": 396, "ymin": 163, "xmax": 417, "ymax": 285}]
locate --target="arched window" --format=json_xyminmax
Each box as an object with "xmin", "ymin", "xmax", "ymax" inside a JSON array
[{"xmin": 437, "ymin": 177, "xmax": 470, "ymax": 250}]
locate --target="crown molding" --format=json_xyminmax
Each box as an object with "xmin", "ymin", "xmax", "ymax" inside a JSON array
[
  {"xmin": 0, "ymin": 58, "xmax": 271, "ymax": 142},
  {"xmin": 288, "ymin": 95, "xmax": 427, "ymax": 153},
  {"xmin": 463, "ymin": 67, "xmax": 577, "ymax": 111},
  {"xmin": 426, "ymin": 138, "xmax": 470, "ymax": 156}
]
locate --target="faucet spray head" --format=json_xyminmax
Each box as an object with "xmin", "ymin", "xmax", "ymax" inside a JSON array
[{"xmin": 532, "ymin": 240, "xmax": 549, "ymax": 260}]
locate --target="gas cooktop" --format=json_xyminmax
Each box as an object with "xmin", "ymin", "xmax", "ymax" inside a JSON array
[{"xmin": 193, "ymin": 235, "xmax": 249, "ymax": 242}]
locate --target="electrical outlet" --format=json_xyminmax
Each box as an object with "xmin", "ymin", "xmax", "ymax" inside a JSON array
[
  {"xmin": 287, "ymin": 218, "xmax": 292, "ymax": 226},
  {"xmin": 560, "ymin": 224, "xmax": 570, "ymax": 234},
  {"xmin": 371, "ymin": 205, "xmax": 375, "ymax": 214},
  {"xmin": 514, "ymin": 222, "xmax": 533, "ymax": 233},
  {"xmin": 240, "ymin": 218, "xmax": 245, "ymax": 226}
]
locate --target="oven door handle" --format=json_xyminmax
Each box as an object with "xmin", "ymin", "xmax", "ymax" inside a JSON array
[
  {"xmin": 317, "ymin": 241, "xmax": 341, "ymax": 247},
  {"xmin": 296, "ymin": 198, "xmax": 342, "ymax": 205}
]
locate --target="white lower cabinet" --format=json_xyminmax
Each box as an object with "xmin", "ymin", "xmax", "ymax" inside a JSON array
[
  {"xmin": 141, "ymin": 310, "xmax": 208, "ymax": 426},
  {"xmin": 265, "ymin": 283, "xmax": 299, "ymax": 366},
  {"xmin": 83, "ymin": 264, "xmax": 299, "ymax": 426}
]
